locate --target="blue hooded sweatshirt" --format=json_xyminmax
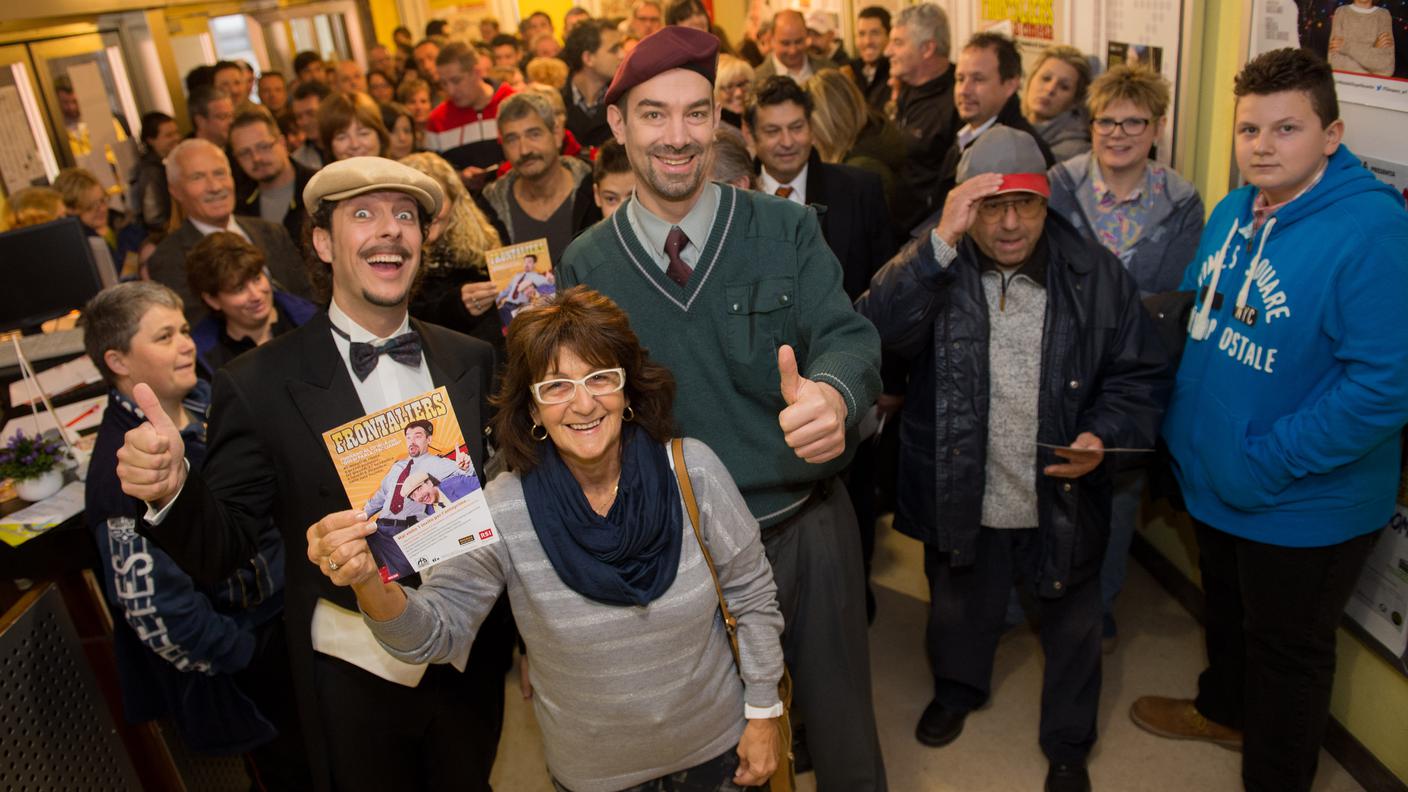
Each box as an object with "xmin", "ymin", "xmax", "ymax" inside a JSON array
[{"xmin": 1163, "ymin": 145, "xmax": 1408, "ymax": 547}]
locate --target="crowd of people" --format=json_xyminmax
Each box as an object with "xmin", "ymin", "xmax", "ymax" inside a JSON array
[{"xmin": 16, "ymin": 2, "xmax": 1407, "ymax": 792}]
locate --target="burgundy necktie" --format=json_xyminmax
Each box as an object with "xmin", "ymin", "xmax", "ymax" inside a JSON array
[
  {"xmin": 775, "ymin": 186, "xmax": 794, "ymax": 199},
  {"xmin": 389, "ymin": 460, "xmax": 413, "ymax": 514},
  {"xmin": 665, "ymin": 226, "xmax": 692, "ymax": 287}
]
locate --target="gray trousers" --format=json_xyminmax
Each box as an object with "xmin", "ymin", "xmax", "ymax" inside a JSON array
[{"xmin": 762, "ymin": 481, "xmax": 887, "ymax": 792}]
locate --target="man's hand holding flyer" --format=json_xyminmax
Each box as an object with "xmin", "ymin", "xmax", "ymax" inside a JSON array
[{"xmin": 321, "ymin": 386, "xmax": 499, "ymax": 582}]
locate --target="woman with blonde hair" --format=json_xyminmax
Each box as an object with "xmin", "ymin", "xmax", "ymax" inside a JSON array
[
  {"xmin": 805, "ymin": 68, "xmax": 908, "ymax": 213},
  {"xmin": 1024, "ymin": 45, "xmax": 1094, "ymax": 161},
  {"xmin": 3, "ymin": 186, "xmax": 65, "ymax": 229},
  {"xmin": 715, "ymin": 54, "xmax": 754, "ymax": 132},
  {"xmin": 398, "ymin": 151, "xmax": 507, "ymax": 350},
  {"xmin": 318, "ymin": 91, "xmax": 390, "ymax": 160},
  {"xmin": 526, "ymin": 56, "xmax": 570, "ymax": 89}
]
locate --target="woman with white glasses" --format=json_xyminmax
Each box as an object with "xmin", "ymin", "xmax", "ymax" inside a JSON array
[{"xmin": 308, "ymin": 287, "xmax": 787, "ymax": 792}]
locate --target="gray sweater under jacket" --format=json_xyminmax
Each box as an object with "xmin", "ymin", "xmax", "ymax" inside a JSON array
[{"xmin": 364, "ymin": 438, "xmax": 784, "ymax": 792}]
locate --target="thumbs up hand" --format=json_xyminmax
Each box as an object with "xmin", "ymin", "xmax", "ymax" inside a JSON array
[
  {"xmin": 116, "ymin": 383, "xmax": 188, "ymax": 507},
  {"xmin": 776, "ymin": 345, "xmax": 848, "ymax": 464}
]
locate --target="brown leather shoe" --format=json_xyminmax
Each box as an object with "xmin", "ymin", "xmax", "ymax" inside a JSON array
[{"xmin": 1130, "ymin": 696, "xmax": 1243, "ymax": 751}]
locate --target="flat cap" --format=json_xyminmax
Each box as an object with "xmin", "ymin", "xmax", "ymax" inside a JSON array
[
  {"xmin": 400, "ymin": 469, "xmax": 435, "ymax": 496},
  {"xmin": 604, "ymin": 26, "xmax": 719, "ymax": 106},
  {"xmin": 955, "ymin": 126, "xmax": 1050, "ymax": 197},
  {"xmin": 303, "ymin": 156, "xmax": 445, "ymax": 216}
]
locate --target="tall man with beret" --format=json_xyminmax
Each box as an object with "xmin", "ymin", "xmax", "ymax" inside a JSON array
[
  {"xmin": 114, "ymin": 157, "xmax": 510, "ymax": 792},
  {"xmin": 556, "ymin": 27, "xmax": 887, "ymax": 791},
  {"xmin": 857, "ymin": 128, "xmax": 1170, "ymax": 792}
]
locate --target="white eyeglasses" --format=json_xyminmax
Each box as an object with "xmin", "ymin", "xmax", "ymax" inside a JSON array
[{"xmin": 531, "ymin": 368, "xmax": 626, "ymax": 404}]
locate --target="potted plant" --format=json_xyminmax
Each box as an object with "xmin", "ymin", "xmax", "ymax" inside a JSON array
[{"xmin": 0, "ymin": 430, "xmax": 66, "ymax": 502}]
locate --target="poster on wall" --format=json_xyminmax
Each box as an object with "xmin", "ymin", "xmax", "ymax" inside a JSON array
[
  {"xmin": 1344, "ymin": 503, "xmax": 1408, "ymax": 673},
  {"xmin": 1097, "ymin": 0, "xmax": 1187, "ymax": 167},
  {"xmin": 1358, "ymin": 151, "xmax": 1408, "ymax": 204},
  {"xmin": 1249, "ymin": 0, "xmax": 1408, "ymax": 112},
  {"xmin": 974, "ymin": 0, "xmax": 1061, "ymax": 46}
]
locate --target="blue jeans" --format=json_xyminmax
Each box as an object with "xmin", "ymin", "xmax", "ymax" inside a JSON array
[{"xmin": 1100, "ymin": 470, "xmax": 1146, "ymax": 626}]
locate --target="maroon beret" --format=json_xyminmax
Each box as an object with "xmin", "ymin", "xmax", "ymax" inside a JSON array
[{"xmin": 603, "ymin": 26, "xmax": 720, "ymax": 107}]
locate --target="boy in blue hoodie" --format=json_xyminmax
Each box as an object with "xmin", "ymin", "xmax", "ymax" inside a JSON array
[{"xmin": 1130, "ymin": 49, "xmax": 1408, "ymax": 792}]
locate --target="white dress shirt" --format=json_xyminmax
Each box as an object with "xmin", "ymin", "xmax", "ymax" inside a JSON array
[
  {"xmin": 314, "ymin": 299, "xmax": 449, "ymax": 686},
  {"xmin": 190, "ymin": 214, "xmax": 252, "ymax": 242},
  {"xmin": 771, "ymin": 54, "xmax": 815, "ymax": 82},
  {"xmin": 956, "ymin": 115, "xmax": 1000, "ymax": 151},
  {"xmin": 759, "ymin": 164, "xmax": 809, "ymax": 206}
]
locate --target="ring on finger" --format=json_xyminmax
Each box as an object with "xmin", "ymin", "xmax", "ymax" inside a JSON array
[{"xmin": 328, "ymin": 558, "xmax": 340, "ymax": 572}]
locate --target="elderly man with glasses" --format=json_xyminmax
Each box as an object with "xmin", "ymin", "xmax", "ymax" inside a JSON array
[{"xmin": 857, "ymin": 126, "xmax": 1171, "ymax": 792}]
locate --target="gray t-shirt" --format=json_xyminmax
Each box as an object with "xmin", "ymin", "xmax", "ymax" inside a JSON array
[
  {"xmin": 258, "ymin": 179, "xmax": 295, "ymax": 225},
  {"xmin": 366, "ymin": 438, "xmax": 785, "ymax": 792}
]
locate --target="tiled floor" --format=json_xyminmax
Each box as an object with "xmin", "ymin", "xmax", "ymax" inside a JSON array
[{"xmin": 489, "ymin": 516, "xmax": 1365, "ymax": 791}]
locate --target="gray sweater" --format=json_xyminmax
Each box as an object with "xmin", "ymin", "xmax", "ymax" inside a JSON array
[{"xmin": 365, "ymin": 438, "xmax": 785, "ymax": 792}]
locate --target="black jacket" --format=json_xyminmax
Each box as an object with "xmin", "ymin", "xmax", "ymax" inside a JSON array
[
  {"xmin": 561, "ymin": 82, "xmax": 612, "ymax": 148},
  {"xmin": 802, "ymin": 150, "xmax": 898, "ymax": 300},
  {"xmin": 147, "ymin": 216, "xmax": 315, "ymax": 326},
  {"xmin": 894, "ymin": 65, "xmax": 958, "ymax": 227},
  {"xmin": 855, "ymin": 213, "xmax": 1171, "ymax": 595},
  {"xmin": 143, "ymin": 312, "xmax": 496, "ymax": 790},
  {"xmin": 847, "ymin": 56, "xmax": 891, "ymax": 113},
  {"xmin": 234, "ymin": 160, "xmax": 318, "ymax": 245}
]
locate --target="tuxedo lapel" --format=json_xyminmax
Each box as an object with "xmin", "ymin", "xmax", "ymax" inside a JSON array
[
  {"xmin": 416, "ymin": 319, "xmax": 488, "ymax": 463},
  {"xmin": 285, "ymin": 313, "xmax": 366, "ymax": 441}
]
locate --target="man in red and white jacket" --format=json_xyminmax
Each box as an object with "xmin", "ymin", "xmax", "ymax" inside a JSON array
[{"xmin": 424, "ymin": 41, "xmax": 515, "ymax": 186}]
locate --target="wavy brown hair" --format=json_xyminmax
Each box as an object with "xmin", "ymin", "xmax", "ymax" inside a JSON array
[
  {"xmin": 490, "ymin": 286, "xmax": 677, "ymax": 472},
  {"xmin": 317, "ymin": 91, "xmax": 390, "ymax": 158}
]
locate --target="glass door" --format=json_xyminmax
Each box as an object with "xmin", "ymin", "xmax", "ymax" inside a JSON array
[
  {"xmin": 0, "ymin": 44, "xmax": 59, "ymax": 202},
  {"xmin": 29, "ymin": 34, "xmax": 142, "ymax": 207}
]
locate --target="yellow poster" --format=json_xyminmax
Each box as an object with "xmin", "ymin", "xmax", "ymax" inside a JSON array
[{"xmin": 321, "ymin": 387, "xmax": 499, "ymax": 582}]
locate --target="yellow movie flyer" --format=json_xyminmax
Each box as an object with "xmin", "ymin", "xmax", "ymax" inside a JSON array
[
  {"xmin": 486, "ymin": 237, "xmax": 555, "ymax": 330},
  {"xmin": 321, "ymin": 387, "xmax": 499, "ymax": 582}
]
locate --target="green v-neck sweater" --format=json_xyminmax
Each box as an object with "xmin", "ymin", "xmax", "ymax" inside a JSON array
[{"xmin": 558, "ymin": 184, "xmax": 881, "ymax": 525}]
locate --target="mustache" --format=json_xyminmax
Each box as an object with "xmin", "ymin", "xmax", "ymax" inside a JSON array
[
  {"xmin": 202, "ymin": 189, "xmax": 231, "ymax": 200},
  {"xmin": 647, "ymin": 143, "xmax": 704, "ymax": 159},
  {"xmin": 362, "ymin": 243, "xmax": 412, "ymax": 258}
]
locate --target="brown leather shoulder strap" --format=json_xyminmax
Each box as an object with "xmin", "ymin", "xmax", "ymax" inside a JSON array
[{"xmin": 671, "ymin": 438, "xmax": 741, "ymax": 663}]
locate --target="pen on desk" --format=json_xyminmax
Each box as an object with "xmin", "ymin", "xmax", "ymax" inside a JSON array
[{"xmin": 64, "ymin": 404, "xmax": 101, "ymax": 428}]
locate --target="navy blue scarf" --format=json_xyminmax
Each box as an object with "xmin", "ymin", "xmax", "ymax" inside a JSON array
[{"xmin": 521, "ymin": 424, "xmax": 682, "ymax": 607}]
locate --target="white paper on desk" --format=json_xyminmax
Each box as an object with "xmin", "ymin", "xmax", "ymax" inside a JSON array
[
  {"xmin": 2, "ymin": 395, "xmax": 106, "ymax": 441},
  {"xmin": 0, "ymin": 481, "xmax": 84, "ymax": 547},
  {"xmin": 8, "ymin": 357, "xmax": 102, "ymax": 408}
]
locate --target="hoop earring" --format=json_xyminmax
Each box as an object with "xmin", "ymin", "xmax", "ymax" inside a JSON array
[
  {"xmin": 622, "ymin": 406, "xmax": 635, "ymax": 422},
  {"xmin": 531, "ymin": 423, "xmax": 548, "ymax": 441}
]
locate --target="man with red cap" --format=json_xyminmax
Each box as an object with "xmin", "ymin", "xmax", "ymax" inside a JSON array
[
  {"xmin": 557, "ymin": 25, "xmax": 887, "ymax": 792},
  {"xmin": 857, "ymin": 126, "xmax": 1171, "ymax": 792}
]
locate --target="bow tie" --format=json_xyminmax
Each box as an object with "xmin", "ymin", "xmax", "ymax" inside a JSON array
[{"xmin": 331, "ymin": 324, "xmax": 423, "ymax": 380}]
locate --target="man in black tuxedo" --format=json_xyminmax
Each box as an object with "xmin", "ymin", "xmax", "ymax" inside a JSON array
[
  {"xmin": 147, "ymin": 138, "xmax": 313, "ymax": 326},
  {"xmin": 116, "ymin": 156, "xmax": 507, "ymax": 792},
  {"xmin": 746, "ymin": 76, "xmax": 896, "ymax": 299}
]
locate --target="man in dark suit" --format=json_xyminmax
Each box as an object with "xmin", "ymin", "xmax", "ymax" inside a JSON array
[
  {"xmin": 229, "ymin": 109, "xmax": 317, "ymax": 245},
  {"xmin": 561, "ymin": 20, "xmax": 623, "ymax": 148},
  {"xmin": 148, "ymin": 138, "xmax": 313, "ymax": 326},
  {"xmin": 848, "ymin": 6, "xmax": 892, "ymax": 111},
  {"xmin": 746, "ymin": 76, "xmax": 896, "ymax": 299},
  {"xmin": 115, "ymin": 157, "xmax": 509, "ymax": 792}
]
